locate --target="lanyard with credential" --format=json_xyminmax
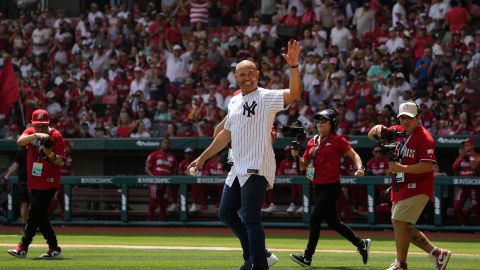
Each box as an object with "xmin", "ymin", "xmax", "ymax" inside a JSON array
[
  {"xmin": 306, "ymin": 136, "xmax": 321, "ymax": 180},
  {"xmin": 309, "ymin": 135, "xmax": 324, "ymax": 166},
  {"xmin": 397, "ymin": 133, "xmax": 413, "ymax": 164}
]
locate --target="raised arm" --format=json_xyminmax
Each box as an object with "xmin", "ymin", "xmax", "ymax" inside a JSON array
[{"xmin": 282, "ymin": 40, "xmax": 302, "ymax": 106}]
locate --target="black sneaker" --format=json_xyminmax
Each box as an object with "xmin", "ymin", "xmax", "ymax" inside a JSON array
[
  {"xmin": 357, "ymin": 238, "xmax": 371, "ymax": 264},
  {"xmin": 235, "ymin": 260, "xmax": 253, "ymax": 270},
  {"xmin": 289, "ymin": 253, "xmax": 311, "ymax": 267}
]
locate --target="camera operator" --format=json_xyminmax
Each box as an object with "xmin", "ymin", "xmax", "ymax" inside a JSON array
[
  {"xmin": 367, "ymin": 101, "xmax": 451, "ymax": 270},
  {"xmin": 7, "ymin": 109, "xmax": 64, "ymax": 259},
  {"xmin": 289, "ymin": 109, "xmax": 371, "ymax": 268}
]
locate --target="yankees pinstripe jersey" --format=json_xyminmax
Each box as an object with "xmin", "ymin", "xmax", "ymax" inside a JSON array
[{"xmin": 224, "ymin": 88, "xmax": 285, "ymax": 189}]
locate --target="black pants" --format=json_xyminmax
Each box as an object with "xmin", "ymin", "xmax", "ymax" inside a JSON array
[
  {"xmin": 21, "ymin": 188, "xmax": 58, "ymax": 248},
  {"xmin": 305, "ymin": 183, "xmax": 362, "ymax": 258}
]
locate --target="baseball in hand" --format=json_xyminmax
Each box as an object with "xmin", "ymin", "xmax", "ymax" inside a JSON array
[{"xmin": 189, "ymin": 167, "xmax": 197, "ymax": 176}]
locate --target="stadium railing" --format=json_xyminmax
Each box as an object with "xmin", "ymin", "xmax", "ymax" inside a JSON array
[{"xmin": 5, "ymin": 175, "xmax": 480, "ymax": 232}]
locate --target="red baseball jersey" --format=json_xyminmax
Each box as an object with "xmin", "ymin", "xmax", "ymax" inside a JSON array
[
  {"xmin": 203, "ymin": 156, "xmax": 225, "ymax": 176},
  {"xmin": 61, "ymin": 153, "xmax": 73, "ymax": 176},
  {"xmin": 367, "ymin": 156, "xmax": 390, "ymax": 176},
  {"xmin": 451, "ymin": 152, "xmax": 480, "ymax": 176},
  {"xmin": 146, "ymin": 150, "xmax": 178, "ymax": 176},
  {"xmin": 23, "ymin": 127, "xmax": 65, "ymax": 190},
  {"xmin": 277, "ymin": 158, "xmax": 298, "ymax": 176},
  {"xmin": 178, "ymin": 159, "xmax": 190, "ymax": 176},
  {"xmin": 302, "ymin": 134, "xmax": 351, "ymax": 185},
  {"xmin": 389, "ymin": 125, "xmax": 436, "ymax": 203}
]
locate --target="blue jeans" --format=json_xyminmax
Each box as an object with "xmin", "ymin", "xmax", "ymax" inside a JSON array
[{"xmin": 218, "ymin": 175, "xmax": 268, "ymax": 270}]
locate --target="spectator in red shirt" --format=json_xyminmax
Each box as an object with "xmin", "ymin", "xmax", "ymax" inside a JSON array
[
  {"xmin": 115, "ymin": 110, "xmax": 135, "ymax": 138},
  {"xmin": 177, "ymin": 121, "xmax": 199, "ymax": 137},
  {"xmin": 281, "ymin": 6, "xmax": 300, "ymax": 28},
  {"xmin": 444, "ymin": 0, "xmax": 470, "ymax": 33},
  {"xmin": 145, "ymin": 137, "xmax": 178, "ymax": 221},
  {"xmin": 8, "ymin": 109, "xmax": 65, "ymax": 259}
]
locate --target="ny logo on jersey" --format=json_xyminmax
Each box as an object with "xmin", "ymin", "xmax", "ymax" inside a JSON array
[{"xmin": 243, "ymin": 101, "xmax": 258, "ymax": 117}]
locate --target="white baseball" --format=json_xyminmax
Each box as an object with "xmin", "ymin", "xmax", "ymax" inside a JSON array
[{"xmin": 189, "ymin": 167, "xmax": 197, "ymax": 176}]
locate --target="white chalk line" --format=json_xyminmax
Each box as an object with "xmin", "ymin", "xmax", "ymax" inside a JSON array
[{"xmin": 0, "ymin": 244, "xmax": 478, "ymax": 258}]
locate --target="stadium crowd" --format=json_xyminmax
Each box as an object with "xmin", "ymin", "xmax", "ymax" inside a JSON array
[{"xmin": 0, "ymin": 0, "xmax": 479, "ymax": 224}]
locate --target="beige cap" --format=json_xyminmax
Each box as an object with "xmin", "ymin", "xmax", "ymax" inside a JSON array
[{"xmin": 397, "ymin": 102, "xmax": 418, "ymax": 118}]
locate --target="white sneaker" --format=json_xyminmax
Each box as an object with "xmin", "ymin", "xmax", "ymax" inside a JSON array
[
  {"xmin": 296, "ymin": 206, "xmax": 304, "ymax": 213},
  {"xmin": 189, "ymin": 203, "xmax": 199, "ymax": 213},
  {"xmin": 386, "ymin": 259, "xmax": 408, "ymax": 270},
  {"xmin": 286, "ymin": 203, "xmax": 296, "ymax": 213},
  {"xmin": 166, "ymin": 203, "xmax": 178, "ymax": 212},
  {"xmin": 429, "ymin": 248, "xmax": 451, "ymax": 270},
  {"xmin": 266, "ymin": 251, "xmax": 278, "ymax": 267},
  {"xmin": 263, "ymin": 203, "xmax": 277, "ymax": 213}
]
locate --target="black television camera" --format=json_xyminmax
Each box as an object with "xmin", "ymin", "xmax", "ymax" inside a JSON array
[
  {"xmin": 374, "ymin": 127, "xmax": 406, "ymax": 193},
  {"xmin": 40, "ymin": 138, "xmax": 54, "ymax": 160},
  {"xmin": 281, "ymin": 121, "xmax": 306, "ymax": 175},
  {"xmin": 373, "ymin": 127, "xmax": 406, "ymax": 153},
  {"xmin": 280, "ymin": 121, "xmax": 306, "ymax": 151}
]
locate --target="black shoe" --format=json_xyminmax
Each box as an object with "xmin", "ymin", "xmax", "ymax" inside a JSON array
[
  {"xmin": 234, "ymin": 260, "xmax": 252, "ymax": 270},
  {"xmin": 357, "ymin": 238, "xmax": 371, "ymax": 264},
  {"xmin": 289, "ymin": 253, "xmax": 311, "ymax": 267}
]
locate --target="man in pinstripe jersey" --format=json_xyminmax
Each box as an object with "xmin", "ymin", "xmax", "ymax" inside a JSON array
[{"xmin": 188, "ymin": 40, "xmax": 302, "ymax": 270}]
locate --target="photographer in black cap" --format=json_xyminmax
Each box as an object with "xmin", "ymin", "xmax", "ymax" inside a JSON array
[{"xmin": 289, "ymin": 109, "xmax": 371, "ymax": 267}]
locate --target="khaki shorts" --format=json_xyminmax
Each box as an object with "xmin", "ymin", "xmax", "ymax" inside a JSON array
[{"xmin": 391, "ymin": 194, "xmax": 429, "ymax": 224}]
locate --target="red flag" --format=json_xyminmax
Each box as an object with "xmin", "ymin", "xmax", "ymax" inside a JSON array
[{"xmin": 0, "ymin": 60, "xmax": 19, "ymax": 115}]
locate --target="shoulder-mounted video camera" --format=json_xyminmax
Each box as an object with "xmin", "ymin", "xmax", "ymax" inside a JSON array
[
  {"xmin": 281, "ymin": 121, "xmax": 306, "ymax": 150},
  {"xmin": 374, "ymin": 127, "xmax": 406, "ymax": 150}
]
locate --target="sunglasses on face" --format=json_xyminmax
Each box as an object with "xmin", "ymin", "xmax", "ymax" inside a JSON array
[{"xmin": 374, "ymin": 150, "xmax": 382, "ymax": 153}]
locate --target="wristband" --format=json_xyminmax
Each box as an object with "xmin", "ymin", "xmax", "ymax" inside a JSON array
[{"xmin": 290, "ymin": 64, "xmax": 298, "ymax": 69}]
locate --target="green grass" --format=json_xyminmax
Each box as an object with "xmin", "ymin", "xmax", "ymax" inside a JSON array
[{"xmin": 0, "ymin": 232, "xmax": 478, "ymax": 269}]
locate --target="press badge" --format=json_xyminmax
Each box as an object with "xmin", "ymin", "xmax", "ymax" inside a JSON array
[
  {"xmin": 395, "ymin": 172, "xmax": 405, "ymax": 182},
  {"xmin": 306, "ymin": 164, "xmax": 315, "ymax": 180},
  {"xmin": 32, "ymin": 162, "xmax": 43, "ymax": 176}
]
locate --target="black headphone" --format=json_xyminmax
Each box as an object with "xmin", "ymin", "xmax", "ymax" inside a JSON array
[
  {"xmin": 410, "ymin": 100, "xmax": 422, "ymax": 116},
  {"xmin": 325, "ymin": 109, "xmax": 339, "ymax": 127}
]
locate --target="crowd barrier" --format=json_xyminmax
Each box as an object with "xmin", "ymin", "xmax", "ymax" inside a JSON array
[{"xmin": 5, "ymin": 176, "xmax": 480, "ymax": 232}]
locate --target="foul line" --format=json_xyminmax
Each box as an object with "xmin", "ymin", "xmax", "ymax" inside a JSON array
[{"xmin": 0, "ymin": 244, "xmax": 478, "ymax": 258}]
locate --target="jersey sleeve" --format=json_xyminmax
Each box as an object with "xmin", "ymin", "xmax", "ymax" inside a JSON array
[
  {"xmin": 224, "ymin": 113, "xmax": 232, "ymax": 131},
  {"xmin": 52, "ymin": 131, "xmax": 65, "ymax": 159},
  {"xmin": 302, "ymin": 138, "xmax": 315, "ymax": 161},
  {"xmin": 418, "ymin": 132, "xmax": 436, "ymax": 163},
  {"xmin": 263, "ymin": 89, "xmax": 285, "ymax": 114},
  {"xmin": 338, "ymin": 136, "xmax": 352, "ymax": 154},
  {"xmin": 146, "ymin": 153, "xmax": 155, "ymax": 167}
]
